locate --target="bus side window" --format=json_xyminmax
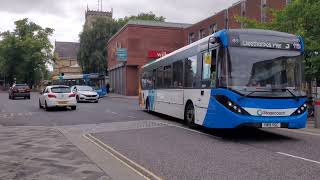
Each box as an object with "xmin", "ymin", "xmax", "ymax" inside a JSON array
[
  {"xmin": 184, "ymin": 55, "xmax": 197, "ymax": 88},
  {"xmin": 172, "ymin": 60, "xmax": 183, "ymax": 88},
  {"xmin": 201, "ymin": 49, "xmax": 217, "ymax": 88}
]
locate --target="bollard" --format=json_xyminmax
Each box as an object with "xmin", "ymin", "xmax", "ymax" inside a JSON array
[{"xmin": 315, "ymin": 100, "xmax": 320, "ymax": 128}]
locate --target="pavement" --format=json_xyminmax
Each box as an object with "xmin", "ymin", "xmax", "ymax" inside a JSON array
[
  {"xmin": 1, "ymin": 92, "xmax": 320, "ymax": 179},
  {"xmin": 107, "ymin": 93, "xmax": 138, "ymax": 99},
  {"xmin": 0, "ymin": 126, "xmax": 110, "ymax": 180}
]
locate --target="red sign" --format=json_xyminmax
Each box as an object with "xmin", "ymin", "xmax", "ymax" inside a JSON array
[{"xmin": 148, "ymin": 50, "xmax": 168, "ymax": 58}]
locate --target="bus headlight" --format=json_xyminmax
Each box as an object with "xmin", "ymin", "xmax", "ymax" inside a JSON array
[
  {"xmin": 291, "ymin": 103, "xmax": 307, "ymax": 116},
  {"xmin": 215, "ymin": 95, "xmax": 249, "ymax": 115}
]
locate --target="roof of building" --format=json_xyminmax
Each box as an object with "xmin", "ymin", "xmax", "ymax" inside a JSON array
[
  {"xmin": 54, "ymin": 41, "xmax": 80, "ymax": 59},
  {"xmin": 108, "ymin": 20, "xmax": 191, "ymax": 43},
  {"xmin": 127, "ymin": 20, "xmax": 191, "ymax": 28}
]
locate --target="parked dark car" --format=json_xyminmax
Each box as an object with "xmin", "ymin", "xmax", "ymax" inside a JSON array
[{"xmin": 9, "ymin": 84, "xmax": 31, "ymax": 99}]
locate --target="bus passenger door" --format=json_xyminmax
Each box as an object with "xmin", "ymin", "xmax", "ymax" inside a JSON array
[{"xmin": 194, "ymin": 49, "xmax": 217, "ymax": 125}]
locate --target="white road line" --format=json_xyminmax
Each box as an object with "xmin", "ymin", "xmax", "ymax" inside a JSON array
[
  {"xmin": 128, "ymin": 116, "xmax": 137, "ymax": 119},
  {"xmin": 111, "ymin": 111, "xmax": 119, "ymax": 115},
  {"xmin": 157, "ymin": 121, "xmax": 211, "ymax": 136},
  {"xmin": 277, "ymin": 152, "xmax": 320, "ymax": 165}
]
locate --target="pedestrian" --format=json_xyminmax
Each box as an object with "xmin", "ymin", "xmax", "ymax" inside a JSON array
[{"xmin": 106, "ymin": 83, "xmax": 110, "ymax": 94}]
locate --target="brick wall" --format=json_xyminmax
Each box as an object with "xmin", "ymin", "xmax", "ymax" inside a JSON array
[
  {"xmin": 108, "ymin": 25, "xmax": 185, "ymax": 70},
  {"xmin": 184, "ymin": 0, "xmax": 288, "ymax": 45}
]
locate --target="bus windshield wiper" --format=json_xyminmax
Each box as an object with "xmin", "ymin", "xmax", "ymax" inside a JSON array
[
  {"xmin": 238, "ymin": 90, "xmax": 271, "ymax": 100},
  {"xmin": 272, "ymin": 88, "xmax": 298, "ymax": 100}
]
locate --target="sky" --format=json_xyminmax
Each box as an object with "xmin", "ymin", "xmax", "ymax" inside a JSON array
[{"xmin": 0, "ymin": 0, "xmax": 239, "ymax": 43}]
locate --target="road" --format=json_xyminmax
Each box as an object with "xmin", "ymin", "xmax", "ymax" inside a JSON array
[{"xmin": 0, "ymin": 92, "xmax": 320, "ymax": 180}]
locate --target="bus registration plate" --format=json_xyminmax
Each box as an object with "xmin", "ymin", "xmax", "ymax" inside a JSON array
[{"xmin": 262, "ymin": 123, "xmax": 281, "ymax": 128}]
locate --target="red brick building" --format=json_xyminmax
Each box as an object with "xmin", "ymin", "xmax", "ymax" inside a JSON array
[
  {"xmin": 107, "ymin": 20, "xmax": 189, "ymax": 95},
  {"xmin": 107, "ymin": 0, "xmax": 290, "ymax": 96},
  {"xmin": 184, "ymin": 0, "xmax": 289, "ymax": 44}
]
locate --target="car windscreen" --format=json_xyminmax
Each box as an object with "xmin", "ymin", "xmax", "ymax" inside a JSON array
[{"xmin": 51, "ymin": 87, "xmax": 71, "ymax": 93}]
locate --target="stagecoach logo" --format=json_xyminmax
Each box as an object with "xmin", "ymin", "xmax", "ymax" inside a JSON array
[{"xmin": 256, "ymin": 109, "xmax": 286, "ymax": 116}]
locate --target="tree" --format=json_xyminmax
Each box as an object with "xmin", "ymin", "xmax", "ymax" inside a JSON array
[
  {"xmin": 117, "ymin": 11, "xmax": 166, "ymax": 27},
  {"xmin": 0, "ymin": 18, "xmax": 53, "ymax": 87},
  {"xmin": 236, "ymin": 0, "xmax": 320, "ymax": 81},
  {"xmin": 78, "ymin": 18, "xmax": 119, "ymax": 74},
  {"xmin": 78, "ymin": 12, "xmax": 166, "ymax": 74}
]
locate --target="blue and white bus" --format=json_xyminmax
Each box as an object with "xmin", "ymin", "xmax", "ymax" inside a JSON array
[
  {"xmin": 139, "ymin": 29, "xmax": 307, "ymax": 129},
  {"xmin": 52, "ymin": 73, "xmax": 107, "ymax": 97}
]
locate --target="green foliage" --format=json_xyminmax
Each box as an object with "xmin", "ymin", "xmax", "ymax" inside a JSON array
[
  {"xmin": 0, "ymin": 18, "xmax": 53, "ymax": 87},
  {"xmin": 117, "ymin": 11, "xmax": 166, "ymax": 27},
  {"xmin": 78, "ymin": 11, "xmax": 165, "ymax": 74},
  {"xmin": 236, "ymin": 0, "xmax": 320, "ymax": 80},
  {"xmin": 78, "ymin": 18, "xmax": 119, "ymax": 73}
]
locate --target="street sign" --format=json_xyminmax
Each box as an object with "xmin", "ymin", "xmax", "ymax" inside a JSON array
[{"xmin": 117, "ymin": 48, "xmax": 128, "ymax": 62}]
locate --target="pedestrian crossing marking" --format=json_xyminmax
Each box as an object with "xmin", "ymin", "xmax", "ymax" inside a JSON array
[{"xmin": 0, "ymin": 112, "xmax": 33, "ymax": 119}]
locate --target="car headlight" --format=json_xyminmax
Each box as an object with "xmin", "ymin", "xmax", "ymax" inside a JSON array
[
  {"xmin": 291, "ymin": 103, "xmax": 307, "ymax": 116},
  {"xmin": 215, "ymin": 95, "xmax": 250, "ymax": 115}
]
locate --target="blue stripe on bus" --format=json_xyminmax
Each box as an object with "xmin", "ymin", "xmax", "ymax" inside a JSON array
[{"xmin": 202, "ymin": 88, "xmax": 307, "ymax": 128}]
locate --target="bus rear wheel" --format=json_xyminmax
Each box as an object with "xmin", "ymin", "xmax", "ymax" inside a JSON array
[{"xmin": 185, "ymin": 103, "xmax": 196, "ymax": 129}]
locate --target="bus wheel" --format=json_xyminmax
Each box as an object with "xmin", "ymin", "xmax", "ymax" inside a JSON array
[{"xmin": 185, "ymin": 103, "xmax": 196, "ymax": 129}]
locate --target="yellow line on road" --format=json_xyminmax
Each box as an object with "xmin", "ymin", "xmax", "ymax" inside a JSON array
[{"xmin": 83, "ymin": 134, "xmax": 162, "ymax": 180}]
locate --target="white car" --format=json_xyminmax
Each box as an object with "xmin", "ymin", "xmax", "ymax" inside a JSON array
[
  {"xmin": 39, "ymin": 85, "xmax": 77, "ymax": 111},
  {"xmin": 71, "ymin": 85, "xmax": 99, "ymax": 103}
]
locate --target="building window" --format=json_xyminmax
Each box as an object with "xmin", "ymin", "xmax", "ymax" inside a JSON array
[
  {"xmin": 199, "ymin": 29, "xmax": 206, "ymax": 39},
  {"xmin": 184, "ymin": 55, "xmax": 197, "ymax": 88},
  {"xmin": 172, "ymin": 60, "xmax": 183, "ymax": 88},
  {"xmin": 241, "ymin": 1, "xmax": 246, "ymax": 17},
  {"xmin": 209, "ymin": 24, "xmax": 218, "ymax": 34},
  {"xmin": 261, "ymin": 0, "xmax": 267, "ymax": 23},
  {"xmin": 188, "ymin": 33, "xmax": 195, "ymax": 44},
  {"xmin": 241, "ymin": 1, "xmax": 246, "ymax": 28}
]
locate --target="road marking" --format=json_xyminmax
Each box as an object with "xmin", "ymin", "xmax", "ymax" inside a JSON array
[
  {"xmin": 157, "ymin": 121, "xmax": 209, "ymax": 136},
  {"xmin": 18, "ymin": 113, "xmax": 22, "ymax": 116},
  {"xmin": 128, "ymin": 116, "xmax": 137, "ymax": 119},
  {"xmin": 111, "ymin": 111, "xmax": 119, "ymax": 115},
  {"xmin": 10, "ymin": 113, "xmax": 14, "ymax": 117},
  {"xmin": 83, "ymin": 134, "xmax": 162, "ymax": 180},
  {"xmin": 277, "ymin": 152, "xmax": 320, "ymax": 165}
]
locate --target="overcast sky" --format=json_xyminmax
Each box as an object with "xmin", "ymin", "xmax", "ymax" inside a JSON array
[{"xmin": 0, "ymin": 0, "xmax": 238, "ymax": 43}]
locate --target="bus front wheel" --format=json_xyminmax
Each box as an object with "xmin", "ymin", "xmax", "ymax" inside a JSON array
[{"xmin": 185, "ymin": 103, "xmax": 196, "ymax": 129}]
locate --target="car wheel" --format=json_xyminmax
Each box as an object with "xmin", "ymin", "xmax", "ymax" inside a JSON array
[
  {"xmin": 71, "ymin": 106, "xmax": 77, "ymax": 110},
  {"xmin": 39, "ymin": 100, "xmax": 42, "ymax": 109},
  {"xmin": 185, "ymin": 102, "xmax": 197, "ymax": 129},
  {"xmin": 45, "ymin": 101, "xmax": 50, "ymax": 111},
  {"xmin": 94, "ymin": 100, "xmax": 98, "ymax": 103},
  {"xmin": 27, "ymin": 96, "xmax": 30, "ymax": 99},
  {"xmin": 76, "ymin": 96, "xmax": 80, "ymax": 103},
  {"xmin": 9, "ymin": 95, "xmax": 11, "ymax": 99}
]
